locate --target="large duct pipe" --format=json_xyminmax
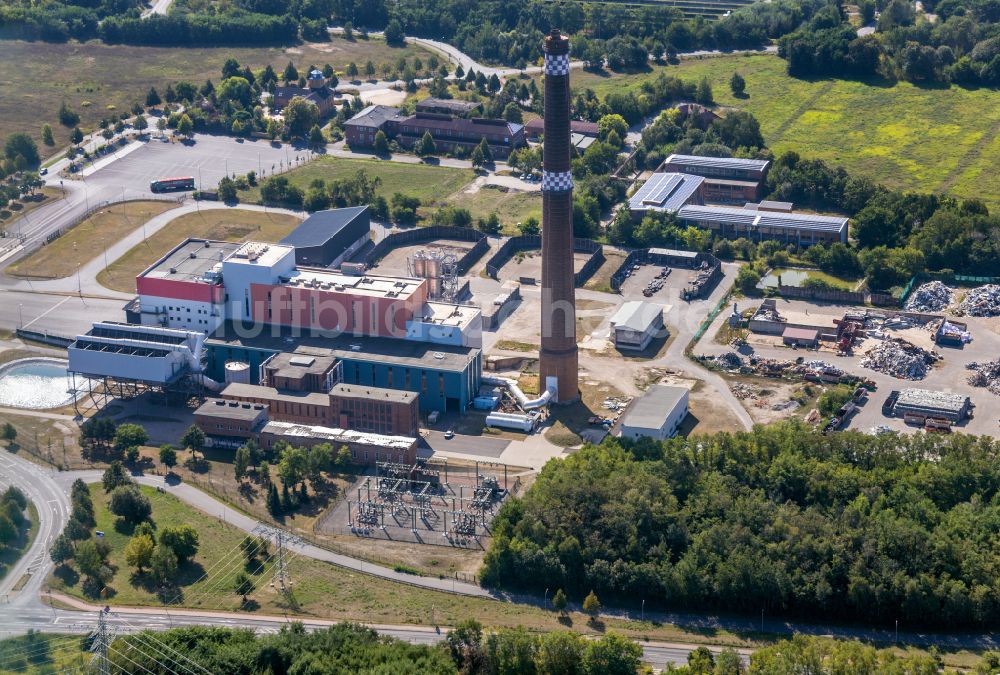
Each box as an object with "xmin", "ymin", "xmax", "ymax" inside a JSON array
[
  {"xmin": 483, "ymin": 375, "xmax": 558, "ymax": 410},
  {"xmin": 539, "ymin": 29, "xmax": 579, "ymax": 403}
]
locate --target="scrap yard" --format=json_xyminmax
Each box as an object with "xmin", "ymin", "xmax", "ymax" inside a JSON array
[{"xmin": 710, "ymin": 290, "xmax": 1000, "ymax": 436}]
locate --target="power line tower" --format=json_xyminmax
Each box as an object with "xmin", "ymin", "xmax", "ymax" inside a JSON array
[
  {"xmin": 274, "ymin": 530, "xmax": 289, "ymax": 594},
  {"xmin": 89, "ymin": 606, "xmax": 115, "ymax": 675}
]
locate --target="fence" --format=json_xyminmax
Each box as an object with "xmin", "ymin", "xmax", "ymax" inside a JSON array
[
  {"xmin": 16, "ymin": 328, "xmax": 74, "ymax": 348},
  {"xmin": 610, "ymin": 247, "xmax": 722, "ymax": 295},
  {"xmin": 690, "ymin": 291, "xmax": 732, "ymax": 348},
  {"xmin": 485, "ymin": 235, "xmax": 604, "ymax": 287},
  {"xmin": 361, "ymin": 225, "xmax": 488, "ymax": 276},
  {"xmin": 775, "ymin": 285, "xmax": 867, "ymax": 304}
]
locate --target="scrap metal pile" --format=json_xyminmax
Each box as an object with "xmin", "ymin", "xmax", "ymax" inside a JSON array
[
  {"xmin": 860, "ymin": 338, "xmax": 938, "ymax": 379},
  {"xmin": 904, "ymin": 281, "xmax": 953, "ymax": 312},
  {"xmin": 716, "ymin": 352, "xmax": 744, "ymax": 370},
  {"xmin": 957, "ymin": 285, "xmax": 1000, "ymax": 317},
  {"xmin": 966, "ymin": 359, "xmax": 1000, "ymax": 395}
]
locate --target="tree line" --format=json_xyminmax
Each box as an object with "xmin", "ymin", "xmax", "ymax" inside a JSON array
[
  {"xmin": 482, "ymin": 422, "xmax": 1000, "ymax": 629},
  {"xmin": 778, "ymin": 0, "xmax": 1000, "ymax": 87}
]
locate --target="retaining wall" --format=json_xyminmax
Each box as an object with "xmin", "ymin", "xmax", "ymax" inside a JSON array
[
  {"xmin": 362, "ymin": 225, "xmax": 489, "ymax": 276},
  {"xmin": 485, "ymin": 235, "xmax": 604, "ymax": 287}
]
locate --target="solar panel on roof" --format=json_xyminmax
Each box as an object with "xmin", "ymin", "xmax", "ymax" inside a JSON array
[{"xmin": 642, "ymin": 174, "xmax": 682, "ymax": 206}]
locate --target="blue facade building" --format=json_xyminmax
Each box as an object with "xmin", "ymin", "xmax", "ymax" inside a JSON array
[{"xmin": 205, "ymin": 325, "xmax": 481, "ymax": 414}]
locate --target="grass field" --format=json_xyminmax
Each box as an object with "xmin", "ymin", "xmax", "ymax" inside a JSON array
[
  {"xmin": 243, "ymin": 155, "xmax": 474, "ymax": 207},
  {"xmin": 570, "ymin": 54, "xmax": 1000, "ymax": 205},
  {"xmin": 443, "ymin": 185, "xmax": 542, "ymax": 233},
  {"xmin": 8, "ymin": 201, "xmax": 179, "ymax": 280},
  {"xmin": 0, "ymin": 37, "xmax": 435, "ymax": 160},
  {"xmin": 48, "ymin": 483, "xmax": 274, "ymax": 610},
  {"xmin": 97, "ymin": 208, "xmax": 302, "ymax": 293}
]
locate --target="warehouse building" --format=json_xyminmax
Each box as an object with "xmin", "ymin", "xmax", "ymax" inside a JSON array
[
  {"xmin": 279, "ymin": 206, "xmax": 372, "ymax": 268},
  {"xmin": 627, "ymin": 173, "xmax": 705, "ymax": 218},
  {"xmin": 609, "ymin": 301, "xmax": 667, "ymax": 351},
  {"xmin": 891, "ymin": 388, "xmax": 971, "ymax": 422},
  {"xmin": 618, "ymin": 385, "xmax": 689, "ymax": 441},
  {"xmin": 782, "ymin": 326, "xmax": 820, "ymax": 348}
]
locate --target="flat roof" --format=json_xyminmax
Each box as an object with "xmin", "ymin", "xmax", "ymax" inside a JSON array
[
  {"xmin": 665, "ymin": 154, "xmax": 770, "ymax": 172},
  {"xmin": 678, "ymin": 205, "xmax": 848, "ymax": 234},
  {"xmin": 648, "ymin": 247, "xmax": 699, "ymax": 259},
  {"xmin": 195, "ymin": 398, "xmax": 268, "ymax": 422},
  {"xmin": 225, "ymin": 241, "xmax": 296, "ymax": 269},
  {"xmin": 782, "ymin": 326, "xmax": 819, "ymax": 340},
  {"xmin": 280, "ymin": 206, "xmax": 369, "ymax": 249},
  {"xmin": 222, "ymin": 382, "xmax": 330, "ymax": 407},
  {"xmin": 279, "ymin": 268, "xmax": 425, "ymax": 299},
  {"xmin": 262, "ymin": 421, "xmax": 415, "ymax": 449},
  {"xmin": 896, "ymin": 388, "xmax": 969, "ymax": 413},
  {"xmin": 332, "ymin": 382, "xmax": 418, "ymax": 404},
  {"xmin": 264, "ymin": 350, "xmax": 338, "ymax": 378},
  {"xmin": 629, "ymin": 173, "xmax": 704, "ymax": 212},
  {"xmin": 139, "ymin": 239, "xmax": 241, "ymax": 283},
  {"xmin": 610, "ymin": 301, "xmax": 667, "ymax": 332},
  {"xmin": 622, "ymin": 385, "xmax": 688, "ymax": 429},
  {"xmin": 208, "ymin": 324, "xmax": 479, "ymax": 372},
  {"xmin": 419, "ymin": 302, "xmax": 481, "ymax": 329}
]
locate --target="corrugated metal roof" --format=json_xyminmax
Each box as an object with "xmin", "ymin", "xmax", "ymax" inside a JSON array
[
  {"xmin": 280, "ymin": 206, "xmax": 370, "ymax": 248},
  {"xmin": 678, "ymin": 205, "xmax": 849, "ymax": 234},
  {"xmin": 621, "ymin": 385, "xmax": 688, "ymax": 429},
  {"xmin": 755, "ymin": 212, "xmax": 848, "ymax": 234},
  {"xmin": 629, "ymin": 173, "xmax": 704, "ymax": 212},
  {"xmin": 678, "ymin": 205, "xmax": 759, "ymax": 226},
  {"xmin": 666, "ymin": 154, "xmax": 770, "ymax": 172},
  {"xmin": 610, "ymin": 301, "xmax": 666, "ymax": 332}
]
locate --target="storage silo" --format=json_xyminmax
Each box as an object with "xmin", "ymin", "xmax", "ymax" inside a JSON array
[{"xmin": 224, "ymin": 361, "xmax": 251, "ymax": 385}]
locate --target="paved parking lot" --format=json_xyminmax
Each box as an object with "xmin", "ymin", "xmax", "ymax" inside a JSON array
[{"xmin": 83, "ymin": 134, "xmax": 315, "ymax": 197}]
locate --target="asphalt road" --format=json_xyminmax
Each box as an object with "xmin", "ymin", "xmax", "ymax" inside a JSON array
[{"xmin": 0, "ymin": 291, "xmax": 127, "ymax": 338}]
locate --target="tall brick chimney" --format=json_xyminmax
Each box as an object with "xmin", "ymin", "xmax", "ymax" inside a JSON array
[{"xmin": 539, "ymin": 28, "xmax": 579, "ymax": 403}]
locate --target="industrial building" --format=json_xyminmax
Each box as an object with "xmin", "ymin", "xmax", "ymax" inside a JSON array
[
  {"xmin": 279, "ymin": 206, "xmax": 371, "ymax": 268},
  {"xmin": 259, "ymin": 421, "xmax": 417, "ymax": 465},
  {"xmin": 782, "ymin": 326, "xmax": 820, "ymax": 348},
  {"xmin": 192, "ymin": 399, "xmax": 418, "ymax": 465},
  {"xmin": 660, "ymin": 154, "xmax": 770, "ymax": 203},
  {"xmin": 206, "ymin": 330, "xmax": 482, "ymax": 414},
  {"xmin": 627, "ymin": 173, "xmax": 705, "ymax": 218},
  {"xmin": 193, "ymin": 399, "xmax": 269, "ymax": 445},
  {"xmin": 618, "ymin": 385, "xmax": 689, "ymax": 441},
  {"xmin": 890, "ymin": 388, "xmax": 971, "ymax": 422},
  {"xmin": 609, "ymin": 301, "xmax": 667, "ymax": 351},
  {"xmin": 220, "ymin": 381, "xmax": 420, "ymax": 436},
  {"xmin": 677, "ymin": 204, "xmax": 849, "ymax": 245},
  {"xmin": 126, "ymin": 237, "xmax": 482, "ymax": 347}
]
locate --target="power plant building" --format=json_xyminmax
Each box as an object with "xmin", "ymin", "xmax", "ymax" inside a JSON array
[{"xmin": 279, "ymin": 206, "xmax": 372, "ymax": 268}]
